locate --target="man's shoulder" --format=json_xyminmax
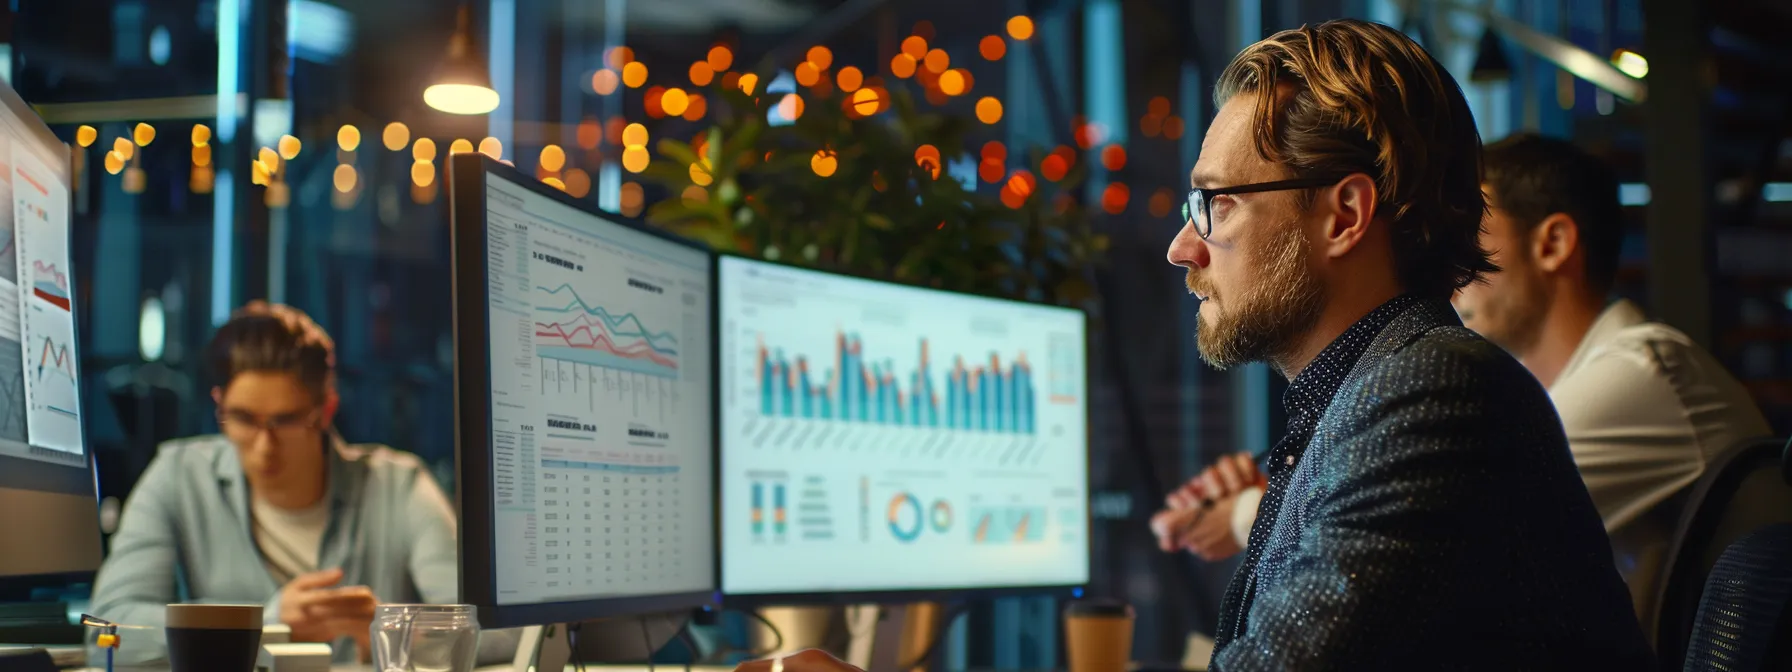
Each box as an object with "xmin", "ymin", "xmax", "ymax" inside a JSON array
[
  {"xmin": 148, "ymin": 435, "xmax": 236, "ymax": 478},
  {"xmin": 335, "ymin": 442, "xmax": 443, "ymax": 497},
  {"xmin": 1351, "ymin": 323, "xmax": 1539, "ymax": 400}
]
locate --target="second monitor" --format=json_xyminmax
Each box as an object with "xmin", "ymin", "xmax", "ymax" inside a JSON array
[{"xmin": 718, "ymin": 256, "xmax": 1090, "ymax": 600}]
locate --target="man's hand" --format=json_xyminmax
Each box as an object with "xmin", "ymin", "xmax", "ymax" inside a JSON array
[
  {"xmin": 735, "ymin": 649, "xmax": 863, "ymax": 672},
  {"xmin": 1150, "ymin": 452, "xmax": 1266, "ymax": 558},
  {"xmin": 278, "ymin": 568, "xmax": 376, "ymax": 655}
]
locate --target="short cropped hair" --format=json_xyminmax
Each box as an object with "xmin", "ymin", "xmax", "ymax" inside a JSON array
[
  {"xmin": 1483, "ymin": 133, "xmax": 1624, "ymax": 297},
  {"xmin": 1214, "ymin": 19, "xmax": 1495, "ymax": 299},
  {"xmin": 205, "ymin": 301, "xmax": 336, "ymax": 399}
]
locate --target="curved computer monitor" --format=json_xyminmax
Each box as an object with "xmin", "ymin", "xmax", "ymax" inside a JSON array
[
  {"xmin": 716, "ymin": 254, "xmax": 1090, "ymax": 603},
  {"xmin": 0, "ymin": 78, "xmax": 100, "ymax": 580},
  {"xmin": 448, "ymin": 154, "xmax": 716, "ymax": 628}
]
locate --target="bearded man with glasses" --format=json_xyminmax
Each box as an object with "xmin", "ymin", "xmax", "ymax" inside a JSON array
[{"xmin": 91, "ymin": 302, "xmax": 515, "ymax": 664}]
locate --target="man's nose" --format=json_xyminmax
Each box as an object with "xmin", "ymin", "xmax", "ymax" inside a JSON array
[{"xmin": 1166, "ymin": 221, "xmax": 1211, "ymax": 269}]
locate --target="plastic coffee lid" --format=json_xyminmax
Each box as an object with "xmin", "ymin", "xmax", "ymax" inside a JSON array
[
  {"xmin": 1064, "ymin": 598, "xmax": 1133, "ymax": 617},
  {"xmin": 166, "ymin": 604, "xmax": 263, "ymax": 630}
]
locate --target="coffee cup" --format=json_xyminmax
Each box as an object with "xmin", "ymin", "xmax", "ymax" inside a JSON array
[
  {"xmin": 1064, "ymin": 598, "xmax": 1134, "ymax": 672},
  {"xmin": 165, "ymin": 604, "xmax": 263, "ymax": 672}
]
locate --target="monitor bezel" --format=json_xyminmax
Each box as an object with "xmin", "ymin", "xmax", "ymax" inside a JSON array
[
  {"xmin": 448, "ymin": 153, "xmax": 719, "ymax": 629},
  {"xmin": 709, "ymin": 252, "xmax": 1093, "ymax": 607}
]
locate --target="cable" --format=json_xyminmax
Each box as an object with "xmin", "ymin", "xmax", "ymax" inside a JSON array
[
  {"xmin": 737, "ymin": 608, "xmax": 787, "ymax": 657},
  {"xmin": 639, "ymin": 616, "xmax": 657, "ymax": 672},
  {"xmin": 896, "ymin": 604, "xmax": 971, "ymax": 672},
  {"xmin": 568, "ymin": 622, "xmax": 587, "ymax": 672}
]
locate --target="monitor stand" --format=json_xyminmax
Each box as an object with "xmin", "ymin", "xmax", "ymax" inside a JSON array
[
  {"xmin": 844, "ymin": 602, "xmax": 944, "ymax": 672},
  {"xmin": 511, "ymin": 623, "xmax": 572, "ymax": 672},
  {"xmin": 511, "ymin": 611, "xmax": 691, "ymax": 672}
]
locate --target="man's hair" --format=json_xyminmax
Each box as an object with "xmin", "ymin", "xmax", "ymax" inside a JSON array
[
  {"xmin": 1214, "ymin": 19, "xmax": 1495, "ymax": 300},
  {"xmin": 206, "ymin": 301, "xmax": 336, "ymax": 399},
  {"xmin": 1483, "ymin": 133, "xmax": 1624, "ymax": 296}
]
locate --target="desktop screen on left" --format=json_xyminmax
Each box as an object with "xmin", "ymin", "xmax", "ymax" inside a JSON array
[
  {"xmin": 0, "ymin": 78, "xmax": 99, "ymax": 579},
  {"xmin": 462, "ymin": 161, "xmax": 715, "ymax": 623}
]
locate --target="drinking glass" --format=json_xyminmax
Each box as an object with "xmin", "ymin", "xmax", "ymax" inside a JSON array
[{"xmin": 370, "ymin": 604, "xmax": 479, "ymax": 672}]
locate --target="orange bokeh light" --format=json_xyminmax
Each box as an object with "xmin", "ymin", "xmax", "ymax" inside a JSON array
[
  {"xmin": 622, "ymin": 61, "xmax": 648, "ymax": 88},
  {"xmin": 811, "ymin": 149, "xmax": 838, "ymax": 177},
  {"xmin": 851, "ymin": 88, "xmax": 881, "ymax": 115},
  {"xmin": 1041, "ymin": 154, "xmax": 1069, "ymax": 182},
  {"xmin": 592, "ymin": 69, "xmax": 619, "ymax": 95},
  {"xmin": 924, "ymin": 49, "xmax": 950, "ymax": 74},
  {"xmin": 1141, "ymin": 114, "xmax": 1163, "ymax": 138},
  {"xmin": 684, "ymin": 94, "xmax": 708, "ymax": 121},
  {"xmin": 1164, "ymin": 116, "xmax": 1186, "ymax": 139},
  {"xmin": 779, "ymin": 94, "xmax": 806, "ymax": 121},
  {"xmin": 644, "ymin": 86, "xmax": 666, "ymax": 118},
  {"xmin": 1101, "ymin": 144, "xmax": 1127, "ymax": 171},
  {"xmin": 1001, "ymin": 187, "xmax": 1027, "ymax": 209},
  {"xmin": 901, "ymin": 36, "xmax": 928, "ymax": 60},
  {"xmin": 915, "ymin": 145, "xmax": 942, "ymax": 178},
  {"xmin": 981, "ymin": 141, "xmax": 1007, "ymax": 162},
  {"xmin": 837, "ymin": 66, "xmax": 864, "ymax": 92},
  {"xmin": 924, "ymin": 88, "xmax": 949, "ymax": 107},
  {"xmin": 891, "ymin": 54, "xmax": 917, "ymax": 79},
  {"xmin": 796, "ymin": 61, "xmax": 821, "ymax": 87},
  {"xmin": 1148, "ymin": 96, "xmax": 1171, "ymax": 118},
  {"xmin": 707, "ymin": 45, "xmax": 734, "ymax": 72},
  {"xmin": 607, "ymin": 117, "xmax": 628, "ymax": 146},
  {"xmin": 1102, "ymin": 183, "xmax": 1131, "ymax": 214},
  {"xmin": 980, "ymin": 35, "xmax": 1006, "ymax": 61},
  {"xmin": 721, "ymin": 71, "xmax": 741, "ymax": 91},
  {"xmin": 1007, "ymin": 15, "xmax": 1035, "ymax": 40},
  {"xmin": 690, "ymin": 61, "xmax": 715, "ymax": 86},
  {"xmin": 939, "ymin": 70, "xmax": 967, "ymax": 96},
  {"xmin": 975, "ymin": 97, "xmax": 1004, "ymax": 124},
  {"xmin": 1007, "ymin": 170, "xmax": 1036, "ymax": 197},
  {"xmin": 912, "ymin": 20, "xmax": 936, "ymax": 41},
  {"xmin": 662, "ymin": 88, "xmax": 691, "ymax": 117},
  {"xmin": 739, "ymin": 73, "xmax": 760, "ymax": 94},
  {"xmin": 577, "ymin": 117, "xmax": 601, "ymax": 149},
  {"xmin": 979, "ymin": 159, "xmax": 1005, "ymax": 184},
  {"xmin": 1148, "ymin": 188, "xmax": 1175, "ymax": 218},
  {"xmin": 606, "ymin": 46, "xmax": 634, "ymax": 70},
  {"xmin": 806, "ymin": 46, "xmax": 834, "ymax": 70}
]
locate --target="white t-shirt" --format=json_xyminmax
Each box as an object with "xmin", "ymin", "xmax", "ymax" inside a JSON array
[{"xmin": 251, "ymin": 495, "xmax": 330, "ymax": 586}]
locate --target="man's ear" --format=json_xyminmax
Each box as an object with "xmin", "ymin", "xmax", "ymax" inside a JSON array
[
  {"xmin": 1531, "ymin": 213, "xmax": 1580, "ymax": 274},
  {"xmin": 1318, "ymin": 173, "xmax": 1379, "ymax": 259},
  {"xmin": 211, "ymin": 386, "xmax": 223, "ymax": 407}
]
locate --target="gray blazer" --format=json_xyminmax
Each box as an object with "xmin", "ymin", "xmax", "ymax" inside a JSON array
[
  {"xmin": 1211, "ymin": 299, "xmax": 1654, "ymax": 670},
  {"xmin": 89, "ymin": 435, "xmax": 516, "ymax": 663}
]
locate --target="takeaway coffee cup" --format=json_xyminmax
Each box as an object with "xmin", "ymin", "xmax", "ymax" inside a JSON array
[
  {"xmin": 165, "ymin": 604, "xmax": 263, "ymax": 672},
  {"xmin": 1064, "ymin": 598, "xmax": 1134, "ymax": 672}
]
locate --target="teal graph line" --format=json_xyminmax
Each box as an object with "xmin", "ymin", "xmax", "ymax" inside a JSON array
[{"xmin": 533, "ymin": 284, "xmax": 678, "ymax": 347}]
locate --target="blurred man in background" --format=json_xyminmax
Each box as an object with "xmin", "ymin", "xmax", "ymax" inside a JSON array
[{"xmin": 1156, "ymin": 132, "xmax": 1772, "ymax": 631}]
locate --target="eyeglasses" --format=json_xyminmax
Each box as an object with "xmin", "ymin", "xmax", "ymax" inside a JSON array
[
  {"xmin": 217, "ymin": 408, "xmax": 322, "ymax": 444},
  {"xmin": 1182, "ymin": 177, "xmax": 1342, "ymax": 239}
]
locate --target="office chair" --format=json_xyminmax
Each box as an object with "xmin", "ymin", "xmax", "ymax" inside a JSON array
[
  {"xmin": 1654, "ymin": 436, "xmax": 1792, "ymax": 667},
  {"xmin": 1681, "ymin": 523, "xmax": 1792, "ymax": 671}
]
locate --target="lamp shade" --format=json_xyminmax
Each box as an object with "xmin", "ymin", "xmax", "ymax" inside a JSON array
[
  {"xmin": 1470, "ymin": 28, "xmax": 1512, "ymax": 83},
  {"xmin": 425, "ymin": 4, "xmax": 499, "ymax": 115}
]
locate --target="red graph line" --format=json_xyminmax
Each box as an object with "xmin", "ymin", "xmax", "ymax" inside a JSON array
[
  {"xmin": 31, "ymin": 260, "xmax": 67, "ymax": 291},
  {"xmin": 535, "ymin": 322, "xmax": 678, "ymax": 369},
  {"xmin": 38, "ymin": 337, "xmax": 72, "ymax": 374}
]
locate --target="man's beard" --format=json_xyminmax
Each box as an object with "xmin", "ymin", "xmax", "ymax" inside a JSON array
[{"xmin": 1188, "ymin": 222, "xmax": 1326, "ymax": 371}]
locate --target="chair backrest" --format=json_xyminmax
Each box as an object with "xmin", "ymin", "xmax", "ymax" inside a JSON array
[
  {"xmin": 1681, "ymin": 523, "xmax": 1792, "ymax": 672},
  {"xmin": 1655, "ymin": 437, "xmax": 1792, "ymax": 667}
]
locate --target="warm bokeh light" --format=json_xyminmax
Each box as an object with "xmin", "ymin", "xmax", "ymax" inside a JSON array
[
  {"xmin": 1102, "ymin": 182, "xmax": 1130, "ymax": 214},
  {"xmin": 592, "ymin": 69, "xmax": 620, "ymax": 95},
  {"xmin": 663, "ymin": 88, "xmax": 691, "ymax": 117},
  {"xmin": 1149, "ymin": 96, "xmax": 1172, "ymax": 118},
  {"xmin": 622, "ymin": 62, "xmax": 648, "ymax": 89},
  {"xmin": 836, "ymin": 67, "xmax": 863, "ymax": 92},
  {"xmin": 192, "ymin": 144, "xmax": 212, "ymax": 167},
  {"xmin": 383, "ymin": 122, "xmax": 410, "ymax": 151},
  {"xmin": 607, "ymin": 117, "xmax": 628, "ymax": 145},
  {"xmin": 683, "ymin": 94, "xmax": 708, "ymax": 121},
  {"xmin": 620, "ymin": 182, "xmax": 644, "ymax": 216},
  {"xmin": 980, "ymin": 36, "xmax": 1007, "ymax": 61},
  {"xmin": 104, "ymin": 151, "xmax": 124, "ymax": 175},
  {"xmin": 851, "ymin": 88, "xmax": 880, "ymax": 116},
  {"xmin": 1042, "ymin": 154, "xmax": 1068, "ymax": 182},
  {"xmin": 707, "ymin": 45, "xmax": 734, "ymax": 72},
  {"xmin": 1148, "ymin": 188, "xmax": 1174, "ymax": 218},
  {"xmin": 480, "ymin": 137, "xmax": 503, "ymax": 159},
  {"xmin": 622, "ymin": 146, "xmax": 650, "ymax": 173},
  {"xmin": 413, "ymin": 137, "xmax": 437, "ymax": 162},
  {"xmin": 721, "ymin": 71, "xmax": 741, "ymax": 91},
  {"xmin": 645, "ymin": 87, "xmax": 666, "ymax": 118},
  {"xmin": 976, "ymin": 97, "xmax": 1004, "ymax": 124},
  {"xmin": 811, "ymin": 149, "xmax": 838, "ymax": 177},
  {"xmin": 806, "ymin": 46, "xmax": 834, "ymax": 70},
  {"xmin": 450, "ymin": 138, "xmax": 474, "ymax": 155},
  {"xmin": 689, "ymin": 161, "xmax": 714, "ymax": 186},
  {"xmin": 250, "ymin": 158, "xmax": 270, "ymax": 185},
  {"xmin": 739, "ymin": 73, "xmax": 759, "ymax": 94},
  {"xmin": 1073, "ymin": 117, "xmax": 1103, "ymax": 149},
  {"xmin": 424, "ymin": 83, "xmax": 500, "ymax": 115},
  {"xmin": 278, "ymin": 134, "xmax": 301, "ymax": 160},
  {"xmin": 872, "ymin": 171, "xmax": 888, "ymax": 192},
  {"xmin": 778, "ymin": 94, "xmax": 805, "ymax": 121},
  {"xmin": 1007, "ymin": 15, "xmax": 1035, "ymax": 40},
  {"xmin": 924, "ymin": 88, "xmax": 949, "ymax": 107},
  {"xmin": 576, "ymin": 118, "xmax": 601, "ymax": 150},
  {"xmin": 76, "ymin": 125, "xmax": 97, "ymax": 148},
  {"xmin": 901, "ymin": 36, "xmax": 928, "ymax": 60},
  {"xmin": 1141, "ymin": 114, "xmax": 1163, "ymax": 138},
  {"xmin": 134, "ymin": 123, "xmax": 156, "ymax": 146},
  {"xmin": 606, "ymin": 46, "xmax": 634, "ymax": 70},
  {"xmin": 622, "ymin": 123, "xmax": 648, "ymax": 148},
  {"xmin": 257, "ymin": 146, "xmax": 278, "ymax": 170},
  {"xmin": 1613, "ymin": 48, "xmax": 1649, "ymax": 78},
  {"xmin": 1101, "ymin": 144, "xmax": 1127, "ymax": 171},
  {"xmin": 336, "ymin": 125, "xmax": 361, "ymax": 152},
  {"xmin": 540, "ymin": 144, "xmax": 566, "ymax": 172},
  {"xmin": 924, "ymin": 49, "xmax": 950, "ymax": 74},
  {"xmin": 333, "ymin": 164, "xmax": 357, "ymax": 193},
  {"xmin": 690, "ymin": 62, "xmax": 715, "ymax": 87},
  {"xmin": 693, "ymin": 133, "xmax": 710, "ymax": 160},
  {"xmin": 891, "ymin": 54, "xmax": 917, "ymax": 79},
  {"xmin": 191, "ymin": 165, "xmax": 215, "ymax": 194},
  {"xmin": 682, "ymin": 185, "xmax": 708, "ymax": 204},
  {"xmin": 1007, "ymin": 171, "xmax": 1035, "ymax": 198},
  {"xmin": 913, "ymin": 20, "xmax": 936, "ymax": 40},
  {"xmin": 1164, "ymin": 116, "xmax": 1185, "ymax": 140},
  {"xmin": 1001, "ymin": 186, "xmax": 1026, "ymax": 209},
  {"xmin": 114, "ymin": 138, "xmax": 136, "ymax": 161},
  {"xmin": 979, "ymin": 159, "xmax": 1004, "ymax": 184},
  {"xmin": 191, "ymin": 124, "xmax": 210, "ymax": 146},
  {"xmin": 939, "ymin": 69, "xmax": 967, "ymax": 96},
  {"xmin": 915, "ymin": 145, "xmax": 942, "ymax": 178},
  {"xmin": 565, "ymin": 168, "xmax": 591, "ymax": 198},
  {"xmin": 412, "ymin": 160, "xmax": 435, "ymax": 187},
  {"xmin": 542, "ymin": 177, "xmax": 566, "ymax": 191},
  {"xmin": 980, "ymin": 141, "xmax": 1006, "ymax": 161},
  {"xmin": 796, "ymin": 62, "xmax": 821, "ymax": 87}
]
